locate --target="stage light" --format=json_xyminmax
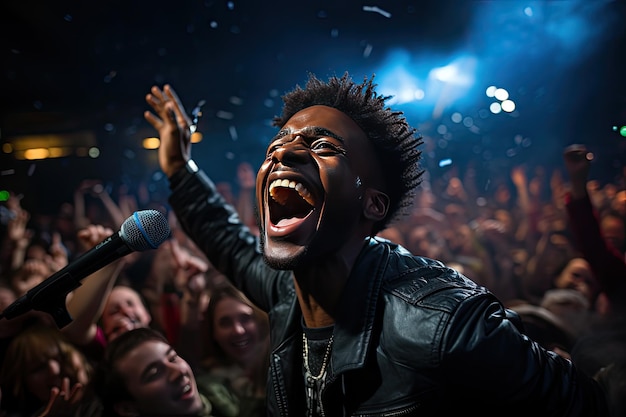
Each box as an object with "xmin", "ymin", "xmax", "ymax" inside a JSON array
[
  {"xmin": 501, "ymin": 100, "xmax": 516, "ymax": 112},
  {"xmin": 494, "ymin": 88, "xmax": 509, "ymax": 101}
]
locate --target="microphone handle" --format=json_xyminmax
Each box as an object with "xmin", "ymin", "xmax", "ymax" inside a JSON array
[{"xmin": 1, "ymin": 231, "xmax": 132, "ymax": 327}]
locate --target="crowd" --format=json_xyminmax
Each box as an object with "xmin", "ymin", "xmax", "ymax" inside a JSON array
[
  {"xmin": 0, "ymin": 168, "xmax": 268, "ymax": 416},
  {"xmin": 0, "ymin": 74, "xmax": 624, "ymax": 416}
]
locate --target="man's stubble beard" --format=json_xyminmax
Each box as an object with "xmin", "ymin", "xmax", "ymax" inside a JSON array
[{"xmin": 259, "ymin": 233, "xmax": 307, "ymax": 271}]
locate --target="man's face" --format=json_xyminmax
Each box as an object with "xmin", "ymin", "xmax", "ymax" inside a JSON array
[
  {"xmin": 554, "ymin": 257, "xmax": 598, "ymax": 304},
  {"xmin": 114, "ymin": 339, "xmax": 204, "ymax": 416},
  {"xmin": 102, "ymin": 286, "xmax": 151, "ymax": 341},
  {"xmin": 256, "ymin": 105, "xmax": 375, "ymax": 269}
]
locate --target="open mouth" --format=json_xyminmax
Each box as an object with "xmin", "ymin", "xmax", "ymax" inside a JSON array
[
  {"xmin": 177, "ymin": 381, "xmax": 194, "ymax": 401},
  {"xmin": 268, "ymin": 178, "xmax": 315, "ymax": 227},
  {"xmin": 232, "ymin": 338, "xmax": 251, "ymax": 348}
]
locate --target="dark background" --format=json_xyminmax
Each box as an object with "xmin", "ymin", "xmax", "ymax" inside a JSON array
[{"xmin": 1, "ymin": 0, "xmax": 625, "ymax": 215}]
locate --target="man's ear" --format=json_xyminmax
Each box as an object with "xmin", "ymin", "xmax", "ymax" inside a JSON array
[
  {"xmin": 362, "ymin": 188, "xmax": 389, "ymax": 221},
  {"xmin": 114, "ymin": 402, "xmax": 140, "ymax": 417}
]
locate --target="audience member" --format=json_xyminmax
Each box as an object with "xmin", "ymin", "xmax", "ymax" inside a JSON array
[
  {"xmin": 562, "ymin": 144, "xmax": 626, "ymax": 317},
  {"xmin": 195, "ymin": 284, "xmax": 270, "ymax": 417},
  {"xmin": 93, "ymin": 327, "xmax": 237, "ymax": 417},
  {"xmin": 561, "ymin": 144, "xmax": 626, "ymax": 416},
  {"xmin": 0, "ymin": 323, "xmax": 101, "ymax": 417}
]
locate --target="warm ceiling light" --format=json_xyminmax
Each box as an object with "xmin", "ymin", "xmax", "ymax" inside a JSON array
[
  {"xmin": 143, "ymin": 137, "xmax": 161, "ymax": 149},
  {"xmin": 23, "ymin": 148, "xmax": 50, "ymax": 160}
]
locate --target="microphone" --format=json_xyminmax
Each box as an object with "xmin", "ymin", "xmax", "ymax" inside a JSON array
[{"xmin": 0, "ymin": 209, "xmax": 171, "ymax": 328}]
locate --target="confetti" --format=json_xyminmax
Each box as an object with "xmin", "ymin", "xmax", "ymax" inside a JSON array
[{"xmin": 362, "ymin": 6, "xmax": 391, "ymax": 18}]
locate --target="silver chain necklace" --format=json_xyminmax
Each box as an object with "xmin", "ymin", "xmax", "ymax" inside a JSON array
[{"xmin": 302, "ymin": 332, "xmax": 334, "ymax": 417}]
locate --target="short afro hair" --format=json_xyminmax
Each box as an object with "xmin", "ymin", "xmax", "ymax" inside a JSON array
[{"xmin": 273, "ymin": 72, "xmax": 424, "ymax": 233}]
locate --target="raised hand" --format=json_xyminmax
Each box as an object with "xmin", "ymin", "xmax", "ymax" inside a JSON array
[
  {"xmin": 76, "ymin": 224, "xmax": 114, "ymax": 252},
  {"xmin": 36, "ymin": 377, "xmax": 84, "ymax": 417},
  {"xmin": 144, "ymin": 85, "xmax": 193, "ymax": 178},
  {"xmin": 563, "ymin": 144, "xmax": 593, "ymax": 199},
  {"xmin": 47, "ymin": 232, "xmax": 68, "ymax": 272}
]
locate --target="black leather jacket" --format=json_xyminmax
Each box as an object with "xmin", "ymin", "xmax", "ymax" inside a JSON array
[{"xmin": 168, "ymin": 167, "xmax": 608, "ymax": 416}]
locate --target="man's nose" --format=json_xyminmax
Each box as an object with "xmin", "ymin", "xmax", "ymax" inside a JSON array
[
  {"xmin": 166, "ymin": 360, "xmax": 186, "ymax": 382},
  {"xmin": 272, "ymin": 137, "xmax": 310, "ymax": 164}
]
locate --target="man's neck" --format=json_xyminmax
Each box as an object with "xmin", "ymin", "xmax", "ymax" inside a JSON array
[
  {"xmin": 294, "ymin": 262, "xmax": 346, "ymax": 328},
  {"xmin": 293, "ymin": 238, "xmax": 369, "ymax": 328}
]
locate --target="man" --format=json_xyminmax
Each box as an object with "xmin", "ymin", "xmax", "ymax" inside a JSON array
[
  {"xmin": 144, "ymin": 73, "xmax": 609, "ymax": 415},
  {"xmin": 94, "ymin": 327, "xmax": 238, "ymax": 417}
]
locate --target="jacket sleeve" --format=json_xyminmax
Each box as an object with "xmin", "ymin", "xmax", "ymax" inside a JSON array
[
  {"xmin": 442, "ymin": 293, "xmax": 609, "ymax": 415},
  {"xmin": 167, "ymin": 167, "xmax": 287, "ymax": 312}
]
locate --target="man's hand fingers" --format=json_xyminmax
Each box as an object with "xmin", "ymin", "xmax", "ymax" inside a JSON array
[{"xmin": 164, "ymin": 85, "xmax": 192, "ymax": 126}]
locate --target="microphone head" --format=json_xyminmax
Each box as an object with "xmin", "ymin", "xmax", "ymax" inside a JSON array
[{"xmin": 120, "ymin": 210, "xmax": 171, "ymax": 251}]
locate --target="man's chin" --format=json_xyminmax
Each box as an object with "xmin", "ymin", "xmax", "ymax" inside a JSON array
[{"xmin": 261, "ymin": 239, "xmax": 307, "ymax": 270}]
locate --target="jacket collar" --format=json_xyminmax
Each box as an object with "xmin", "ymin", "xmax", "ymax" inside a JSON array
[{"xmin": 331, "ymin": 237, "xmax": 390, "ymax": 374}]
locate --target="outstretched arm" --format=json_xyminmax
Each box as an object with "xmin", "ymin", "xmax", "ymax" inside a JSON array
[
  {"xmin": 562, "ymin": 144, "xmax": 626, "ymax": 309},
  {"xmin": 62, "ymin": 224, "xmax": 124, "ymax": 345}
]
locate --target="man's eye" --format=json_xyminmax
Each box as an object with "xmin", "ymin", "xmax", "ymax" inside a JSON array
[
  {"xmin": 311, "ymin": 140, "xmax": 344, "ymax": 154},
  {"xmin": 146, "ymin": 366, "xmax": 159, "ymax": 380}
]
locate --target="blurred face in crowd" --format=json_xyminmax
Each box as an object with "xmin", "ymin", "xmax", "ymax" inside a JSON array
[
  {"xmin": 113, "ymin": 339, "xmax": 203, "ymax": 416},
  {"xmin": 611, "ymin": 190, "xmax": 626, "ymax": 217},
  {"xmin": 601, "ymin": 214, "xmax": 625, "ymax": 253},
  {"xmin": 408, "ymin": 226, "xmax": 445, "ymax": 260},
  {"xmin": 553, "ymin": 258, "xmax": 598, "ymax": 305},
  {"xmin": 8, "ymin": 328, "xmax": 90, "ymax": 408},
  {"xmin": 102, "ymin": 286, "xmax": 151, "ymax": 341},
  {"xmin": 493, "ymin": 209, "xmax": 514, "ymax": 234},
  {"xmin": 212, "ymin": 296, "xmax": 264, "ymax": 367},
  {"xmin": 494, "ymin": 183, "xmax": 511, "ymax": 206},
  {"xmin": 11, "ymin": 259, "xmax": 51, "ymax": 297},
  {"xmin": 24, "ymin": 344, "xmax": 64, "ymax": 403}
]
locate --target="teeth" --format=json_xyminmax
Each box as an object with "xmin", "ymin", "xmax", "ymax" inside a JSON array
[
  {"xmin": 269, "ymin": 179, "xmax": 315, "ymax": 206},
  {"xmin": 183, "ymin": 384, "xmax": 191, "ymax": 393}
]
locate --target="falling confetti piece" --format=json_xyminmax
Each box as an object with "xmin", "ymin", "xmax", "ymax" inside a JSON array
[{"xmin": 362, "ymin": 5, "xmax": 391, "ymax": 18}]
